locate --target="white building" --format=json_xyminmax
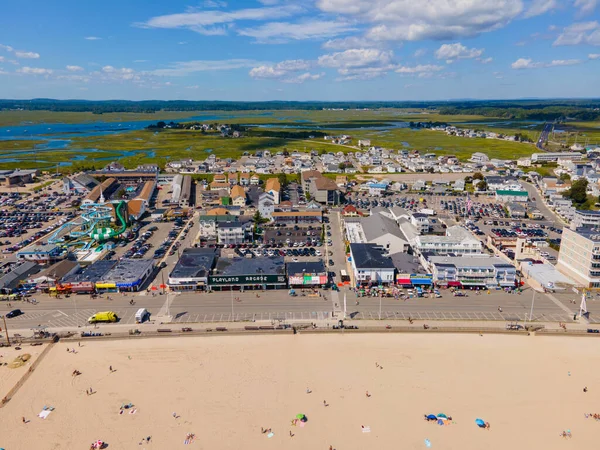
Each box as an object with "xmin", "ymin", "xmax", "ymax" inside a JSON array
[
  {"xmin": 349, "ymin": 243, "xmax": 395, "ymax": 285},
  {"xmin": 429, "ymin": 255, "xmax": 517, "ymax": 289},
  {"xmin": 415, "ymin": 226, "xmax": 482, "ymax": 256},
  {"xmin": 531, "ymin": 152, "xmax": 584, "ymax": 163},
  {"xmin": 470, "ymin": 152, "xmax": 490, "ymax": 164}
]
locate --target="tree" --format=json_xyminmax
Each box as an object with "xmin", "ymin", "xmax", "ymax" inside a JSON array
[
  {"xmin": 564, "ymin": 178, "xmax": 588, "ymax": 204},
  {"xmin": 473, "ymin": 172, "xmax": 484, "ymax": 180},
  {"xmin": 559, "ymin": 173, "xmax": 571, "ymax": 181},
  {"xmin": 116, "ymin": 188, "xmax": 126, "ymax": 198},
  {"xmin": 477, "ymin": 181, "xmax": 488, "ymax": 191},
  {"xmin": 277, "ymin": 173, "xmax": 288, "ymax": 189}
]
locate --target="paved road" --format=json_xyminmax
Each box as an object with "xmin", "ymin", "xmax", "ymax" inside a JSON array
[
  {"xmin": 537, "ymin": 122, "xmax": 553, "ymax": 151},
  {"xmin": 3, "ymin": 286, "xmax": 599, "ymax": 334}
]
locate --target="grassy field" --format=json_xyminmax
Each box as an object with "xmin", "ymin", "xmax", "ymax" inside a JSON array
[{"xmin": 0, "ymin": 109, "xmax": 560, "ymax": 169}]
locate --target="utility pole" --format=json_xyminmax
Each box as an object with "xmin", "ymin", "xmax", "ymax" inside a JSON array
[{"xmin": 2, "ymin": 315, "xmax": 10, "ymax": 346}]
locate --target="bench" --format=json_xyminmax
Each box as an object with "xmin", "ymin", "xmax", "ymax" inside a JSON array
[
  {"xmin": 157, "ymin": 329, "xmax": 172, "ymax": 333},
  {"xmin": 215, "ymin": 327, "xmax": 227, "ymax": 332}
]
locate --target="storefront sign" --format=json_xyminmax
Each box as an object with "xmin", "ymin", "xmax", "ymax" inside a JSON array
[
  {"xmin": 209, "ymin": 274, "xmax": 286, "ymax": 286},
  {"xmin": 289, "ymin": 274, "xmax": 328, "ymax": 285}
]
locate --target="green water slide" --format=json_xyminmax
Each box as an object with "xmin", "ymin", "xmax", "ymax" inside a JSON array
[{"xmin": 90, "ymin": 201, "xmax": 127, "ymax": 241}]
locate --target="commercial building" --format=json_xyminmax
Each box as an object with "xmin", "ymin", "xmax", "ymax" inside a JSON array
[
  {"xmin": 171, "ymin": 175, "xmax": 192, "ymax": 207},
  {"xmin": 258, "ymin": 192, "xmax": 275, "ymax": 221},
  {"xmin": 208, "ymin": 256, "xmax": 286, "ymax": 291},
  {"xmin": 495, "ymin": 190, "xmax": 529, "ymax": 202},
  {"xmin": 27, "ymin": 260, "xmax": 80, "ymax": 289},
  {"xmin": 83, "ymin": 177, "xmax": 117, "ymax": 205},
  {"xmin": 97, "ymin": 258, "xmax": 154, "ymax": 292},
  {"xmin": 531, "ymin": 152, "xmax": 584, "ymax": 163},
  {"xmin": 216, "ymin": 219, "xmax": 253, "ymax": 244},
  {"xmin": 168, "ymin": 248, "xmax": 216, "ymax": 291},
  {"xmin": 272, "ymin": 211, "xmax": 322, "ymax": 225},
  {"xmin": 345, "ymin": 214, "xmax": 409, "ymax": 255},
  {"xmin": 301, "ymin": 170, "xmax": 341, "ymax": 205},
  {"xmin": 571, "ymin": 210, "xmax": 600, "ymax": 229},
  {"xmin": 414, "ymin": 226, "xmax": 482, "ymax": 256},
  {"xmin": 556, "ymin": 227, "xmax": 600, "ymax": 288},
  {"xmin": 16, "ymin": 243, "xmax": 67, "ymax": 265},
  {"xmin": 0, "ymin": 262, "xmax": 40, "ymax": 293},
  {"xmin": 287, "ymin": 261, "xmax": 328, "ymax": 287},
  {"xmin": 429, "ymin": 255, "xmax": 517, "ymax": 289},
  {"xmin": 349, "ymin": 243, "xmax": 395, "ymax": 286}
]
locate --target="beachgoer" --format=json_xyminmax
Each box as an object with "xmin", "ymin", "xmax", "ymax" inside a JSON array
[
  {"xmin": 306, "ymin": 387, "xmax": 311, "ymax": 394},
  {"xmin": 329, "ymin": 446, "xmax": 333, "ymax": 450},
  {"xmin": 485, "ymin": 422, "xmax": 490, "ymax": 430},
  {"xmin": 66, "ymin": 348, "xmax": 69, "ymax": 352},
  {"xmin": 261, "ymin": 427, "xmax": 265, "ymax": 433},
  {"xmin": 173, "ymin": 412, "xmax": 177, "ymax": 418},
  {"xmin": 289, "ymin": 431, "xmax": 294, "ymax": 437},
  {"xmin": 584, "ymin": 386, "xmax": 588, "ymax": 393},
  {"xmin": 22, "ymin": 416, "xmax": 26, "ymax": 423},
  {"xmin": 498, "ymin": 306, "xmax": 503, "ymax": 313},
  {"xmin": 323, "ymin": 400, "xmax": 328, "ymax": 407},
  {"xmin": 89, "ymin": 386, "xmax": 92, "ymax": 393},
  {"xmin": 109, "ymin": 365, "xmax": 112, "ymax": 372},
  {"xmin": 365, "ymin": 391, "xmax": 370, "ymax": 398}
]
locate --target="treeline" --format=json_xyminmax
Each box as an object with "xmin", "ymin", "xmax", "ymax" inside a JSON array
[
  {"xmin": 439, "ymin": 103, "xmax": 600, "ymax": 121},
  {"xmin": 2, "ymin": 98, "xmax": 600, "ymax": 118}
]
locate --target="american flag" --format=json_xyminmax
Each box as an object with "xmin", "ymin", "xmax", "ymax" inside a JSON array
[{"xmin": 466, "ymin": 192, "xmax": 472, "ymax": 211}]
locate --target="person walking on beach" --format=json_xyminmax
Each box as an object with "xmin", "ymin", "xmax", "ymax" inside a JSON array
[
  {"xmin": 323, "ymin": 400, "xmax": 328, "ymax": 407},
  {"xmin": 365, "ymin": 391, "xmax": 371, "ymax": 398},
  {"xmin": 22, "ymin": 416, "xmax": 26, "ymax": 423}
]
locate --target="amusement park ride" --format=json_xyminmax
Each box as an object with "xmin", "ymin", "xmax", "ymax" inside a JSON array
[{"xmin": 48, "ymin": 192, "xmax": 127, "ymax": 250}]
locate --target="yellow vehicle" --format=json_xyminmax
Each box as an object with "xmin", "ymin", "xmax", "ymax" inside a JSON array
[{"xmin": 87, "ymin": 311, "xmax": 118, "ymax": 324}]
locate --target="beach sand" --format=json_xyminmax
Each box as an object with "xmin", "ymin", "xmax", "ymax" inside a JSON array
[{"xmin": 0, "ymin": 333, "xmax": 598, "ymax": 449}]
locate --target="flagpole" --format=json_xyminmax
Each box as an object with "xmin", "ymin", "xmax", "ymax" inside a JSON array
[{"xmin": 343, "ymin": 293, "xmax": 347, "ymax": 319}]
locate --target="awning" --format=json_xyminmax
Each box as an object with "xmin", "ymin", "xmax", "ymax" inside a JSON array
[
  {"xmin": 411, "ymin": 279, "xmax": 432, "ymax": 285},
  {"xmin": 448, "ymin": 281, "xmax": 462, "ymax": 287},
  {"xmin": 95, "ymin": 283, "xmax": 116, "ymax": 289},
  {"xmin": 397, "ymin": 278, "xmax": 412, "ymax": 284}
]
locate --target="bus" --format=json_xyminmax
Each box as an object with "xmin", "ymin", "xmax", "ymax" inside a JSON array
[{"xmin": 340, "ymin": 270, "xmax": 350, "ymax": 283}]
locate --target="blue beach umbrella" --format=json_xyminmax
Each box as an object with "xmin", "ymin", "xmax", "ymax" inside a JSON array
[{"xmin": 475, "ymin": 418, "xmax": 486, "ymax": 428}]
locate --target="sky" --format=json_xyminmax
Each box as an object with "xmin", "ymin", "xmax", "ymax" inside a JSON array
[{"xmin": 0, "ymin": 0, "xmax": 600, "ymax": 101}]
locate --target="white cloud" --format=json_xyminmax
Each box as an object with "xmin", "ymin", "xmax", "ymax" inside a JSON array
[
  {"xmin": 0, "ymin": 44, "xmax": 14, "ymax": 52},
  {"xmin": 133, "ymin": 60, "xmax": 148, "ymax": 63},
  {"xmin": 511, "ymin": 57, "xmax": 583, "ymax": 69},
  {"xmin": 203, "ymin": 0, "xmax": 227, "ymax": 7},
  {"xmin": 316, "ymin": 0, "xmax": 523, "ymax": 41},
  {"xmin": 15, "ymin": 51, "xmax": 39, "ymax": 59},
  {"xmin": 238, "ymin": 20, "xmax": 356, "ymax": 43},
  {"xmin": 100, "ymin": 65, "xmax": 136, "ymax": 80},
  {"xmin": 322, "ymin": 36, "xmax": 380, "ymax": 50},
  {"xmin": 574, "ymin": 0, "xmax": 598, "ymax": 15},
  {"xmin": 84, "ymin": 36, "xmax": 102, "ymax": 40},
  {"xmin": 0, "ymin": 56, "xmax": 4, "ymax": 62},
  {"xmin": 249, "ymin": 59, "xmax": 322, "ymax": 83},
  {"xmin": 17, "ymin": 67, "xmax": 53, "ymax": 75},
  {"xmin": 434, "ymin": 43, "xmax": 484, "ymax": 62},
  {"xmin": 395, "ymin": 64, "xmax": 444, "ymax": 73},
  {"xmin": 137, "ymin": 5, "xmax": 301, "ymax": 35},
  {"xmin": 478, "ymin": 57, "xmax": 493, "ymax": 64},
  {"xmin": 0, "ymin": 70, "xmax": 8, "ymax": 75},
  {"xmin": 318, "ymin": 48, "xmax": 393, "ymax": 68},
  {"xmin": 553, "ymin": 21, "xmax": 600, "ymax": 46},
  {"xmin": 66, "ymin": 65, "xmax": 84, "ymax": 72},
  {"xmin": 590, "ymin": 53, "xmax": 600, "ymax": 59},
  {"xmin": 413, "ymin": 48, "xmax": 427, "ymax": 57},
  {"xmin": 524, "ymin": 0, "xmax": 558, "ymax": 18},
  {"xmin": 178, "ymin": 41, "xmax": 188, "ymax": 45},
  {"xmin": 318, "ymin": 48, "xmax": 396, "ymax": 80},
  {"xmin": 152, "ymin": 59, "xmax": 260, "ymax": 76},
  {"xmin": 186, "ymin": 85, "xmax": 200, "ymax": 89}
]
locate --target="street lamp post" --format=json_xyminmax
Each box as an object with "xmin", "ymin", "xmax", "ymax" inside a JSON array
[
  {"xmin": 1, "ymin": 315, "xmax": 10, "ymax": 346},
  {"xmin": 379, "ymin": 293, "xmax": 382, "ymax": 321},
  {"xmin": 525, "ymin": 290, "xmax": 536, "ymax": 327}
]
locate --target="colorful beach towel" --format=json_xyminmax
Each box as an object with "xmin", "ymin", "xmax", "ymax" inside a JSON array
[{"xmin": 362, "ymin": 426, "xmax": 371, "ymax": 433}]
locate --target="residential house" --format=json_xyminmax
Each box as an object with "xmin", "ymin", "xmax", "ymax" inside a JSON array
[
  {"xmin": 258, "ymin": 192, "xmax": 275, "ymax": 220},
  {"xmin": 265, "ymin": 178, "xmax": 281, "ymax": 204},
  {"xmin": 230, "ymin": 185, "xmax": 246, "ymax": 207}
]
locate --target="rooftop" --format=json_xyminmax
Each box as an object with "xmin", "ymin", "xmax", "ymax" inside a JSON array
[
  {"xmin": 214, "ymin": 256, "xmax": 285, "ymax": 276},
  {"xmin": 286, "ymin": 260, "xmax": 326, "ymax": 275},
  {"xmin": 102, "ymin": 258, "xmax": 153, "ymax": 284},
  {"xmin": 360, "ymin": 214, "xmax": 406, "ymax": 242},
  {"xmin": 350, "ymin": 243, "xmax": 395, "ymax": 269},
  {"xmin": 429, "ymin": 255, "xmax": 515, "ymax": 269},
  {"xmin": 169, "ymin": 248, "xmax": 216, "ymax": 280},
  {"xmin": 63, "ymin": 260, "xmax": 116, "ymax": 283}
]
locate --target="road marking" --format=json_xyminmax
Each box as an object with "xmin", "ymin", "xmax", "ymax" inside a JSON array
[{"xmin": 55, "ymin": 310, "xmax": 68, "ymax": 317}]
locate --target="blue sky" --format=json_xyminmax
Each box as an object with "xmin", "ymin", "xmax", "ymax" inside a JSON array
[{"xmin": 0, "ymin": 0, "xmax": 599, "ymax": 101}]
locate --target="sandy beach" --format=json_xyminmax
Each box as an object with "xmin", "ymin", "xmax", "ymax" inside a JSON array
[{"xmin": 1, "ymin": 333, "xmax": 598, "ymax": 449}]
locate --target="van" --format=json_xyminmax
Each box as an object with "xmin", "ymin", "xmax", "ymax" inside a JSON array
[
  {"xmin": 135, "ymin": 308, "xmax": 149, "ymax": 324},
  {"xmin": 88, "ymin": 311, "xmax": 118, "ymax": 324}
]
